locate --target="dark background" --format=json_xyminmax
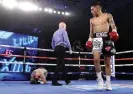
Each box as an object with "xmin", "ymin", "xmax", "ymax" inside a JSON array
[
  {"xmin": 0, "ymin": 0, "xmax": 133, "ymax": 51},
  {"xmin": 0, "ymin": 0, "xmax": 132, "ymax": 50},
  {"xmin": 0, "ymin": 0, "xmax": 133, "ymax": 80}
]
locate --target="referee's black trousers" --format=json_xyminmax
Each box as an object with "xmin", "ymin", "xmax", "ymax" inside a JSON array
[{"xmin": 52, "ymin": 45, "xmax": 69, "ymax": 83}]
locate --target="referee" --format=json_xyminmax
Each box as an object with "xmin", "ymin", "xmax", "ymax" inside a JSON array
[{"xmin": 51, "ymin": 22, "xmax": 72, "ymax": 86}]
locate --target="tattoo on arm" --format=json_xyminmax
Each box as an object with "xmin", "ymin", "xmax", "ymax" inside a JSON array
[
  {"xmin": 108, "ymin": 14, "xmax": 117, "ymax": 30},
  {"xmin": 89, "ymin": 20, "xmax": 93, "ymax": 38}
]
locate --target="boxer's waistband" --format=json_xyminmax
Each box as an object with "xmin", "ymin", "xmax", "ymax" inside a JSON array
[{"xmin": 93, "ymin": 32, "xmax": 109, "ymax": 39}]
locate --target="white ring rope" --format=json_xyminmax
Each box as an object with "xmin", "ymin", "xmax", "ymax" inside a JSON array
[
  {"xmin": 0, "ymin": 44, "xmax": 133, "ymax": 55},
  {"xmin": 0, "ymin": 45, "xmax": 88, "ymax": 54},
  {"xmin": 0, "ymin": 61, "xmax": 132, "ymax": 67},
  {"xmin": 116, "ymin": 50, "xmax": 133, "ymax": 54}
]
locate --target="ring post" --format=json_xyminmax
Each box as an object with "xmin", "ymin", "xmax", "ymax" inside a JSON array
[
  {"xmin": 78, "ymin": 52, "xmax": 81, "ymax": 68},
  {"xmin": 23, "ymin": 47, "xmax": 26, "ymax": 73},
  {"xmin": 111, "ymin": 55, "xmax": 115, "ymax": 78}
]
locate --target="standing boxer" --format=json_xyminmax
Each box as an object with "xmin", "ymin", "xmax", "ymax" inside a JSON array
[
  {"xmin": 51, "ymin": 22, "xmax": 72, "ymax": 86},
  {"xmin": 86, "ymin": 2, "xmax": 119, "ymax": 90}
]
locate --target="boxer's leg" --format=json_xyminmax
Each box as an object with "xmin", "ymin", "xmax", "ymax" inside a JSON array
[
  {"xmin": 92, "ymin": 38, "xmax": 104, "ymax": 90},
  {"xmin": 102, "ymin": 40, "xmax": 115, "ymax": 90},
  {"xmin": 93, "ymin": 51, "xmax": 101, "ymax": 73},
  {"xmin": 104, "ymin": 56, "xmax": 111, "ymax": 77},
  {"xmin": 93, "ymin": 51, "xmax": 104, "ymax": 90},
  {"xmin": 104, "ymin": 55, "xmax": 112, "ymax": 90}
]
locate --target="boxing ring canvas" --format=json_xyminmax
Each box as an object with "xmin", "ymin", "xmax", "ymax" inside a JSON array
[
  {"xmin": 0, "ymin": 31, "xmax": 133, "ymax": 94},
  {"xmin": 0, "ymin": 80, "xmax": 133, "ymax": 94}
]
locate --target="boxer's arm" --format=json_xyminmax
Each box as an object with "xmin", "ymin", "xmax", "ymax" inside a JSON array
[
  {"xmin": 40, "ymin": 74, "xmax": 47, "ymax": 84},
  {"xmin": 30, "ymin": 71, "xmax": 35, "ymax": 81},
  {"xmin": 108, "ymin": 13, "xmax": 117, "ymax": 32},
  {"xmin": 39, "ymin": 69, "xmax": 48, "ymax": 84},
  {"xmin": 30, "ymin": 76, "xmax": 34, "ymax": 81},
  {"xmin": 89, "ymin": 19, "xmax": 93, "ymax": 40}
]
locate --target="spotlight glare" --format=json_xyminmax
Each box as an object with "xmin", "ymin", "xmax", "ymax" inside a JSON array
[
  {"xmin": 48, "ymin": 8, "xmax": 53, "ymax": 13},
  {"xmin": 62, "ymin": 12, "xmax": 65, "ymax": 15},
  {"xmin": 39, "ymin": 8, "xmax": 42, "ymax": 11},
  {"xmin": 2, "ymin": 0, "xmax": 17, "ymax": 9},
  {"xmin": 58, "ymin": 11, "xmax": 61, "ymax": 14},
  {"xmin": 44, "ymin": 8, "xmax": 48, "ymax": 12},
  {"xmin": 65, "ymin": 12, "xmax": 70, "ymax": 16},
  {"xmin": 54, "ymin": 11, "xmax": 56, "ymax": 13},
  {"xmin": 18, "ymin": 2, "xmax": 38, "ymax": 11},
  {"xmin": 0, "ymin": 0, "xmax": 2, "ymax": 4}
]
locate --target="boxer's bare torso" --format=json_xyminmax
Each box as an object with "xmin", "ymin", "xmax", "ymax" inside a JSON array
[
  {"xmin": 89, "ymin": 13, "xmax": 117, "ymax": 38},
  {"xmin": 91, "ymin": 13, "xmax": 109, "ymax": 33}
]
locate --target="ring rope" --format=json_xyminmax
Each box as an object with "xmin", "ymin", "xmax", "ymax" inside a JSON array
[
  {"xmin": 0, "ymin": 54, "xmax": 133, "ymax": 61},
  {"xmin": 0, "ymin": 54, "xmax": 101, "ymax": 61},
  {"xmin": 0, "ymin": 61, "xmax": 132, "ymax": 67},
  {"xmin": 0, "ymin": 71, "xmax": 133, "ymax": 75},
  {"xmin": 0, "ymin": 44, "xmax": 91, "ymax": 54},
  {"xmin": 116, "ymin": 50, "xmax": 133, "ymax": 54},
  {"xmin": 1, "ymin": 44, "xmax": 133, "ymax": 55}
]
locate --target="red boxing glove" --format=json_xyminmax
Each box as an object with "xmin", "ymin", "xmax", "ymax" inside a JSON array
[
  {"xmin": 86, "ymin": 38, "xmax": 93, "ymax": 49},
  {"xmin": 109, "ymin": 30, "xmax": 119, "ymax": 41}
]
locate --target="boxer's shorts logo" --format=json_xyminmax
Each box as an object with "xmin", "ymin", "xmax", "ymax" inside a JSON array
[
  {"xmin": 96, "ymin": 32, "xmax": 108, "ymax": 37},
  {"xmin": 105, "ymin": 46, "xmax": 111, "ymax": 52}
]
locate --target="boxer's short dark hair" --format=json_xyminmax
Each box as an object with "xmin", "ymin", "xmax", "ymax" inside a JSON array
[{"xmin": 91, "ymin": 2, "xmax": 102, "ymax": 7}]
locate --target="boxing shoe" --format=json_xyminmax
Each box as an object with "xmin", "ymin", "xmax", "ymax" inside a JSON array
[
  {"xmin": 105, "ymin": 81, "xmax": 112, "ymax": 91},
  {"xmin": 97, "ymin": 78, "xmax": 104, "ymax": 90}
]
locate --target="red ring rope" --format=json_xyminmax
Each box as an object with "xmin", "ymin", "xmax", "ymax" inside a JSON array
[{"xmin": 0, "ymin": 54, "xmax": 133, "ymax": 61}]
